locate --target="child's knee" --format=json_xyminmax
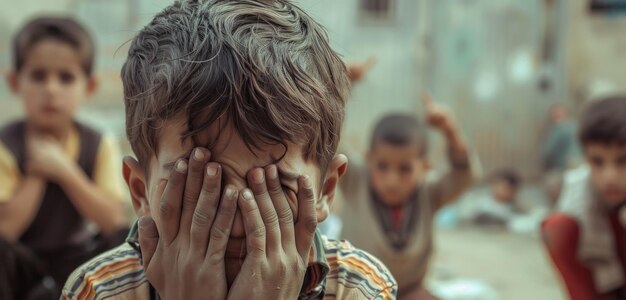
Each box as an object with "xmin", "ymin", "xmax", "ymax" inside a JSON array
[{"xmin": 541, "ymin": 214, "xmax": 580, "ymax": 255}]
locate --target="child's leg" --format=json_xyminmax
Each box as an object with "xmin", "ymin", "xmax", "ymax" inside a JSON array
[{"xmin": 542, "ymin": 214, "xmax": 601, "ymax": 300}]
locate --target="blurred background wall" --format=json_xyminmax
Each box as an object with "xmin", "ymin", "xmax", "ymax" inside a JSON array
[{"xmin": 1, "ymin": 0, "xmax": 625, "ymax": 177}]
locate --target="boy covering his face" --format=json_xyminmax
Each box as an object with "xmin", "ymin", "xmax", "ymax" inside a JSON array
[{"xmin": 62, "ymin": 0, "xmax": 397, "ymax": 299}]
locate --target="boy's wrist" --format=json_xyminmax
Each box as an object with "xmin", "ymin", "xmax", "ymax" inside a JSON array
[
  {"xmin": 440, "ymin": 120, "xmax": 459, "ymax": 138},
  {"xmin": 56, "ymin": 162, "xmax": 82, "ymax": 187},
  {"xmin": 444, "ymin": 126, "xmax": 468, "ymax": 156}
]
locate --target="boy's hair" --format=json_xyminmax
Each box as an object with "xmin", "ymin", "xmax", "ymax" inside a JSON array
[
  {"xmin": 370, "ymin": 114, "xmax": 428, "ymax": 156},
  {"xmin": 579, "ymin": 96, "xmax": 626, "ymax": 146},
  {"xmin": 490, "ymin": 169, "xmax": 520, "ymax": 189},
  {"xmin": 13, "ymin": 16, "xmax": 95, "ymax": 76},
  {"xmin": 122, "ymin": 0, "xmax": 349, "ymax": 171}
]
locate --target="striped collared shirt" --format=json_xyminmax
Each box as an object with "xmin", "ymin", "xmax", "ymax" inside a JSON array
[{"xmin": 62, "ymin": 222, "xmax": 397, "ymax": 299}]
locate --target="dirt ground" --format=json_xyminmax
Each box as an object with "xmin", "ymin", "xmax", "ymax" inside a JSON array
[{"xmin": 428, "ymin": 227, "xmax": 566, "ymax": 300}]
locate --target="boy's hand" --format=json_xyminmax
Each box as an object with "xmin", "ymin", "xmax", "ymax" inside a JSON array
[
  {"xmin": 138, "ymin": 148, "xmax": 238, "ymax": 300},
  {"xmin": 422, "ymin": 92, "xmax": 458, "ymax": 135},
  {"xmin": 26, "ymin": 136, "xmax": 76, "ymax": 182},
  {"xmin": 347, "ymin": 56, "xmax": 377, "ymax": 84},
  {"xmin": 422, "ymin": 92, "xmax": 468, "ymax": 157},
  {"xmin": 227, "ymin": 166, "xmax": 317, "ymax": 299}
]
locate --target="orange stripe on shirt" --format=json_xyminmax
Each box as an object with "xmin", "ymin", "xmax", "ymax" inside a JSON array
[
  {"xmin": 76, "ymin": 257, "xmax": 142, "ymax": 299},
  {"xmin": 335, "ymin": 256, "xmax": 393, "ymax": 298}
]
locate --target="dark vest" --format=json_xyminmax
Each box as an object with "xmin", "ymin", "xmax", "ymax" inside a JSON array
[{"xmin": 0, "ymin": 121, "xmax": 101, "ymax": 254}]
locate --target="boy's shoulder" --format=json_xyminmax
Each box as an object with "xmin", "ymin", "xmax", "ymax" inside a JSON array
[
  {"xmin": 0, "ymin": 119, "xmax": 104, "ymax": 142},
  {"xmin": 317, "ymin": 234, "xmax": 397, "ymax": 299},
  {"xmin": 0, "ymin": 119, "xmax": 26, "ymax": 140},
  {"xmin": 0, "ymin": 120, "xmax": 28, "ymax": 169},
  {"xmin": 62, "ymin": 242, "xmax": 151, "ymax": 300}
]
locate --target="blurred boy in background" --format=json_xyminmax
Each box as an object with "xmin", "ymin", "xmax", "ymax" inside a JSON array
[
  {"xmin": 473, "ymin": 169, "xmax": 522, "ymax": 226},
  {"xmin": 0, "ymin": 17, "xmax": 127, "ymax": 299},
  {"xmin": 542, "ymin": 103, "xmax": 581, "ymax": 173},
  {"xmin": 339, "ymin": 93, "xmax": 479, "ymax": 299},
  {"xmin": 542, "ymin": 103, "xmax": 582, "ymax": 205},
  {"xmin": 542, "ymin": 96, "xmax": 626, "ymax": 300}
]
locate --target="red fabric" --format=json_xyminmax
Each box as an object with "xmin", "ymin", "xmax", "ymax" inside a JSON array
[
  {"xmin": 390, "ymin": 207, "xmax": 404, "ymax": 230},
  {"xmin": 608, "ymin": 212, "xmax": 626, "ymax": 279},
  {"xmin": 542, "ymin": 213, "xmax": 626, "ymax": 300}
]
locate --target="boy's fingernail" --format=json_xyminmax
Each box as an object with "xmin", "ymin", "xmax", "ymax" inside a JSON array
[
  {"xmin": 243, "ymin": 189, "xmax": 254, "ymax": 200},
  {"xmin": 207, "ymin": 164, "xmax": 218, "ymax": 177},
  {"xmin": 252, "ymin": 169, "xmax": 264, "ymax": 184},
  {"xmin": 194, "ymin": 148, "xmax": 204, "ymax": 160},
  {"xmin": 225, "ymin": 186, "xmax": 236, "ymax": 198},
  {"xmin": 176, "ymin": 160, "xmax": 188, "ymax": 173}
]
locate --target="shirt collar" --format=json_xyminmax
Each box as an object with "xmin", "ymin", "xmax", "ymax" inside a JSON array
[{"xmin": 126, "ymin": 220, "xmax": 330, "ymax": 298}]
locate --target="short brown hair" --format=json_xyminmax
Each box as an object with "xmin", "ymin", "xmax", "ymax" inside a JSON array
[
  {"xmin": 13, "ymin": 16, "xmax": 95, "ymax": 75},
  {"xmin": 370, "ymin": 114, "xmax": 428, "ymax": 156},
  {"xmin": 122, "ymin": 0, "xmax": 349, "ymax": 171},
  {"xmin": 579, "ymin": 96, "xmax": 626, "ymax": 147}
]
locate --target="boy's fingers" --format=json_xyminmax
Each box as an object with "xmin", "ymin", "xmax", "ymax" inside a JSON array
[
  {"xmin": 295, "ymin": 175, "xmax": 317, "ymax": 260},
  {"xmin": 206, "ymin": 185, "xmax": 238, "ymax": 263},
  {"xmin": 264, "ymin": 165, "xmax": 296, "ymax": 249},
  {"xmin": 363, "ymin": 56, "xmax": 377, "ymax": 71},
  {"xmin": 247, "ymin": 168, "xmax": 281, "ymax": 253},
  {"xmin": 238, "ymin": 189, "xmax": 267, "ymax": 259},
  {"xmin": 138, "ymin": 216, "xmax": 159, "ymax": 268},
  {"xmin": 180, "ymin": 148, "xmax": 210, "ymax": 237},
  {"xmin": 159, "ymin": 159, "xmax": 187, "ymax": 245},
  {"xmin": 190, "ymin": 163, "xmax": 221, "ymax": 255}
]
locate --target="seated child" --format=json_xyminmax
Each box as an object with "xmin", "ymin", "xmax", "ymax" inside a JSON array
[
  {"xmin": 0, "ymin": 17, "xmax": 127, "ymax": 298},
  {"xmin": 339, "ymin": 94, "xmax": 479, "ymax": 299},
  {"xmin": 473, "ymin": 169, "xmax": 521, "ymax": 226},
  {"xmin": 542, "ymin": 96, "xmax": 626, "ymax": 300},
  {"xmin": 62, "ymin": 1, "xmax": 397, "ymax": 299}
]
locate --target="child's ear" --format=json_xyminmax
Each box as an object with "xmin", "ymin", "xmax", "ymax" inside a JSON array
[
  {"xmin": 318, "ymin": 154, "xmax": 348, "ymax": 223},
  {"xmin": 6, "ymin": 71, "xmax": 18, "ymax": 93},
  {"xmin": 123, "ymin": 156, "xmax": 150, "ymax": 217},
  {"xmin": 86, "ymin": 74, "xmax": 99, "ymax": 96}
]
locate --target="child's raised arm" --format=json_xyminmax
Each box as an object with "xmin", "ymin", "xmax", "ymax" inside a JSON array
[
  {"xmin": 337, "ymin": 57, "xmax": 377, "ymax": 204},
  {"xmin": 421, "ymin": 93, "xmax": 479, "ymax": 210},
  {"xmin": 421, "ymin": 92, "xmax": 468, "ymax": 157},
  {"xmin": 347, "ymin": 56, "xmax": 377, "ymax": 84}
]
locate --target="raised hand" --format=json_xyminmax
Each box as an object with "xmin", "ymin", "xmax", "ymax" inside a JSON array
[
  {"xmin": 347, "ymin": 56, "xmax": 377, "ymax": 84},
  {"xmin": 422, "ymin": 92, "xmax": 469, "ymax": 157},
  {"xmin": 421, "ymin": 92, "xmax": 458, "ymax": 135}
]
